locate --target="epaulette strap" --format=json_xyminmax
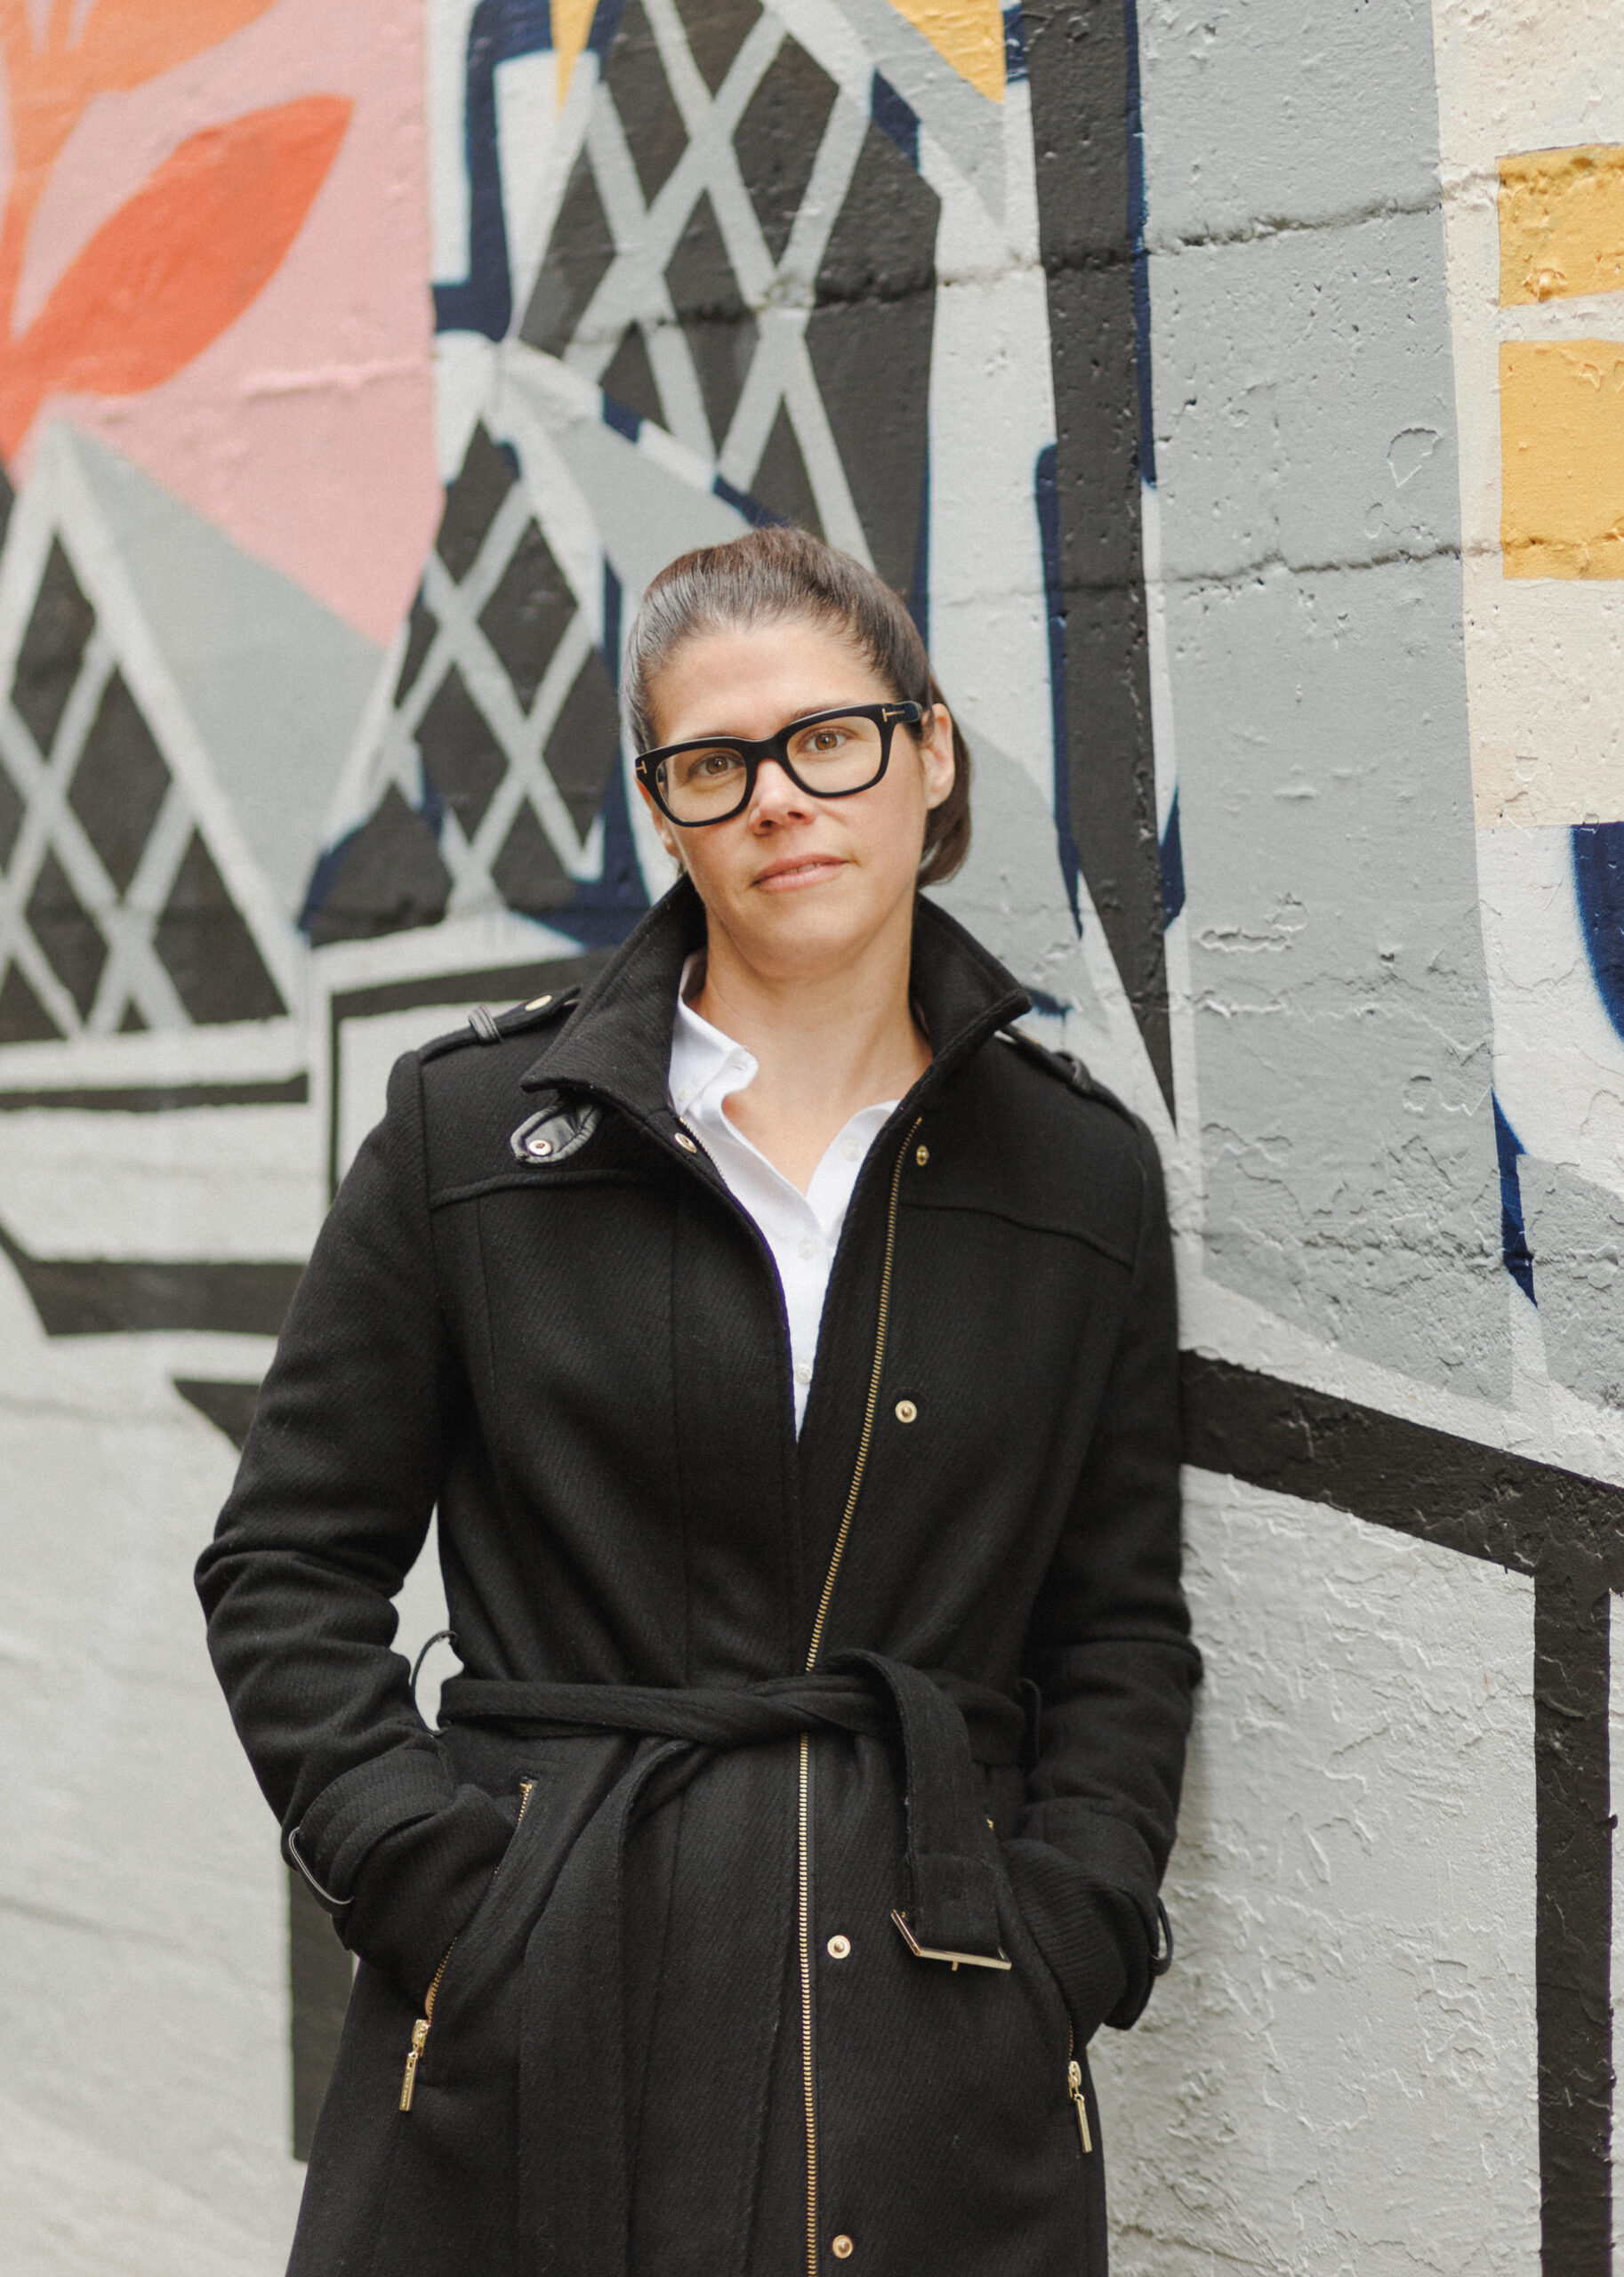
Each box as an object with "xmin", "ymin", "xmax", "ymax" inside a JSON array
[
  {"xmin": 491, "ymin": 988, "xmax": 580, "ymax": 1039},
  {"xmin": 996, "ymin": 1026, "xmax": 1138, "ymax": 1125},
  {"xmin": 419, "ymin": 987, "xmax": 581, "ymax": 1064}
]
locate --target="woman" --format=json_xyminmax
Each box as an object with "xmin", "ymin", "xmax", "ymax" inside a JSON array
[{"xmin": 197, "ymin": 527, "xmax": 1198, "ymax": 2277}]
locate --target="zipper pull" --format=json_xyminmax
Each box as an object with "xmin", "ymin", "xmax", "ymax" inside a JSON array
[
  {"xmin": 399, "ymin": 2016, "xmax": 429, "ymax": 2112},
  {"xmin": 1067, "ymin": 2058, "xmax": 1093, "ymax": 2154}
]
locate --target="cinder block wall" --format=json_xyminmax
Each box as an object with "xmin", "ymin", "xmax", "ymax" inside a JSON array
[{"xmin": 0, "ymin": 4, "xmax": 1616, "ymax": 2272}]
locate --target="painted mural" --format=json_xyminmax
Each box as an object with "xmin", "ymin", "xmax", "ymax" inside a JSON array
[{"xmin": 2, "ymin": 2, "xmax": 1622, "ymax": 2272}]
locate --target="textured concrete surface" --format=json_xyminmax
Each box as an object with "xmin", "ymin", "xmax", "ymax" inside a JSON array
[
  {"xmin": 1143, "ymin": 0, "xmax": 1507, "ymax": 1401},
  {"xmin": 0, "ymin": 2091, "xmax": 284, "ymax": 2277},
  {"xmin": 1093, "ymin": 1468, "xmax": 1540, "ymax": 2276}
]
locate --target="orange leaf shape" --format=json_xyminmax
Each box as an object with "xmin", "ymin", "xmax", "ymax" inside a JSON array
[
  {"xmin": 0, "ymin": 94, "xmax": 351, "ymax": 456},
  {"xmin": 75, "ymin": 0, "xmax": 285, "ymax": 98}
]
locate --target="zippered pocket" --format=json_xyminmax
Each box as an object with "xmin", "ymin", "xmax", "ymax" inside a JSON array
[
  {"xmin": 1065, "ymin": 2024, "xmax": 1093, "ymax": 2155},
  {"xmin": 398, "ymin": 1775, "xmax": 535, "ymax": 2113}
]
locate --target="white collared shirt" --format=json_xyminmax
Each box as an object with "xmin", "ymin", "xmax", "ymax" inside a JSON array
[{"xmin": 668, "ymin": 961, "xmax": 896, "ymax": 1431}]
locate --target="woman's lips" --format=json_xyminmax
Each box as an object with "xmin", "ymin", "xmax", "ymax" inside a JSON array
[{"xmin": 753, "ymin": 855, "xmax": 846, "ymax": 892}]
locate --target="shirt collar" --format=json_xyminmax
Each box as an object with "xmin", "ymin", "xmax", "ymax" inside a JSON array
[{"xmin": 669, "ymin": 953, "xmax": 756, "ymax": 1117}]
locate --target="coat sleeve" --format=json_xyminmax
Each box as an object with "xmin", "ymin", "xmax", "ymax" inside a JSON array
[
  {"xmin": 1001, "ymin": 1114, "xmax": 1200, "ymax": 2041},
  {"xmin": 194, "ymin": 1050, "xmax": 514, "ymax": 2004}
]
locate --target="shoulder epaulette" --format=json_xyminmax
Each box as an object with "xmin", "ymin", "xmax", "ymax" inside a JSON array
[
  {"xmin": 996, "ymin": 1025, "xmax": 1138, "ymax": 1126},
  {"xmin": 419, "ymin": 987, "xmax": 581, "ymax": 1065}
]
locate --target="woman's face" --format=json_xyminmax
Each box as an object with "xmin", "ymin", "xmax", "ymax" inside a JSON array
[{"xmin": 638, "ymin": 617, "xmax": 955, "ymax": 984}]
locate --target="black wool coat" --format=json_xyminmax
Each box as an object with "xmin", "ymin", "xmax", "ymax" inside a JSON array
[{"xmin": 197, "ymin": 880, "xmax": 1199, "ymax": 2277}]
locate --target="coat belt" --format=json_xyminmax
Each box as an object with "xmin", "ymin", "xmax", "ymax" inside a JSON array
[{"xmin": 438, "ymin": 1653, "xmax": 1025, "ymax": 2273}]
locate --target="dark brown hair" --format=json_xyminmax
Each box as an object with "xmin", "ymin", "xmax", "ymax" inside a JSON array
[{"xmin": 623, "ymin": 526, "xmax": 971, "ymax": 886}]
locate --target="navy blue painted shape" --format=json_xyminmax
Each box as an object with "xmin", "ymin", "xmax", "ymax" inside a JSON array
[
  {"xmin": 1034, "ymin": 443, "xmax": 1081, "ymax": 929},
  {"xmin": 1158, "ymin": 789, "xmax": 1184, "ymax": 926},
  {"xmin": 712, "ymin": 472, "xmax": 784, "ymax": 527},
  {"xmin": 871, "ymin": 73, "xmax": 920, "ymax": 168},
  {"xmin": 435, "ymin": 0, "xmax": 626, "ymax": 342},
  {"xmin": 1493, "ymin": 1094, "xmax": 1536, "ymax": 1304},
  {"xmin": 552, "ymin": 566, "xmax": 650, "ymax": 948},
  {"xmin": 1122, "ymin": 0, "xmax": 1154, "ymax": 488},
  {"xmin": 602, "ymin": 394, "xmax": 641, "ymax": 442},
  {"xmin": 1002, "ymin": 4, "xmax": 1028, "ymax": 84},
  {"xmin": 1572, "ymin": 820, "xmax": 1624, "ymax": 1046}
]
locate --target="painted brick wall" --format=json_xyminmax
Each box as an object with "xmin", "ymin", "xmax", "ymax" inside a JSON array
[{"xmin": 0, "ymin": 3, "xmax": 1617, "ymax": 2272}]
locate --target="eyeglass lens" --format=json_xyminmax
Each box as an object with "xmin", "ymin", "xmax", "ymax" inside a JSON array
[{"xmin": 653, "ymin": 712, "xmax": 887, "ymax": 822}]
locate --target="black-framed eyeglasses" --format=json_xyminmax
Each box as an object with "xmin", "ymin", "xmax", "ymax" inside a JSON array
[{"xmin": 634, "ymin": 701, "xmax": 924, "ymax": 827}]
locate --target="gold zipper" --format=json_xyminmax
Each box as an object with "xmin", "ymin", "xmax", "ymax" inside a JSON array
[
  {"xmin": 797, "ymin": 1733, "xmax": 817, "ymax": 2277},
  {"xmin": 1066, "ymin": 2025, "xmax": 1093, "ymax": 2154},
  {"xmin": 805, "ymin": 1121, "xmax": 917, "ymax": 1672},
  {"xmin": 399, "ymin": 1777, "xmax": 535, "ymax": 2113},
  {"xmin": 797, "ymin": 1122, "xmax": 919, "ymax": 2273}
]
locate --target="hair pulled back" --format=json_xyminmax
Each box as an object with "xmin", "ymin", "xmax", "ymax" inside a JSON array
[{"xmin": 623, "ymin": 526, "xmax": 971, "ymax": 887}]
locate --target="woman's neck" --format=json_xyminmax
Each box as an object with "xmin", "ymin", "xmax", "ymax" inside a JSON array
[{"xmin": 691, "ymin": 905, "xmax": 929, "ymax": 1193}]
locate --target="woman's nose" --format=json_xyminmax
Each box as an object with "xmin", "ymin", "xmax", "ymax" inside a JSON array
[{"xmin": 748, "ymin": 756, "xmax": 816, "ymax": 824}]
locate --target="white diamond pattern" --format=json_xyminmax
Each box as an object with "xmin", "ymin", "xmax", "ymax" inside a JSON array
[
  {"xmin": 553, "ymin": 0, "xmax": 875, "ymax": 556},
  {"xmin": 0, "ymin": 629, "xmax": 215, "ymax": 1035},
  {"xmin": 359, "ymin": 446, "xmax": 605, "ymax": 918}
]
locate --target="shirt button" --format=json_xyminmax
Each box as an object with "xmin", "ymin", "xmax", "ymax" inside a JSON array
[
  {"xmin": 840, "ymin": 1138, "xmax": 860, "ymax": 1162},
  {"xmin": 826, "ymin": 1934, "xmax": 851, "ymax": 1959},
  {"xmin": 832, "ymin": 2238, "xmax": 855, "ymax": 2260},
  {"xmin": 895, "ymin": 1399, "xmax": 918, "ymax": 1424},
  {"xmin": 794, "ymin": 1361, "xmax": 813, "ymax": 1386},
  {"xmin": 798, "ymin": 1236, "xmax": 817, "ymax": 1261}
]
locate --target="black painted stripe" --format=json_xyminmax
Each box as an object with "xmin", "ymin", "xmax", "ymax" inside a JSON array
[
  {"xmin": 1182, "ymin": 1350, "xmax": 1624, "ymax": 1576},
  {"xmin": 1024, "ymin": 0, "xmax": 1171, "ymax": 1109},
  {"xmin": 0, "ymin": 1074, "xmax": 310, "ymax": 1113},
  {"xmin": 1183, "ymin": 1353, "xmax": 1613, "ymax": 2274},
  {"xmin": 174, "ymin": 1377, "xmax": 261, "ymax": 1450},
  {"xmin": 0, "ymin": 1220, "xmax": 301, "ymax": 1336}
]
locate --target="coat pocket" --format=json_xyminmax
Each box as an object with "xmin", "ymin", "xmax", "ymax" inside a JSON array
[{"xmin": 398, "ymin": 1774, "xmax": 536, "ymax": 2112}]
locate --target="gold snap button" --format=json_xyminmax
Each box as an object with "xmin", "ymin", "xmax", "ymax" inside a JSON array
[
  {"xmin": 674, "ymin": 1132, "xmax": 698, "ymax": 1153},
  {"xmin": 894, "ymin": 1399, "xmax": 917, "ymax": 1424},
  {"xmin": 832, "ymin": 2239, "xmax": 854, "ymax": 2260},
  {"xmin": 826, "ymin": 1934, "xmax": 851, "ymax": 1959},
  {"xmin": 915, "ymin": 1143, "xmax": 929, "ymax": 1167},
  {"xmin": 524, "ymin": 994, "xmax": 553, "ymax": 1010}
]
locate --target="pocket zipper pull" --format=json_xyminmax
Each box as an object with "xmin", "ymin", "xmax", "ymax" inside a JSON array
[
  {"xmin": 400, "ymin": 2016, "xmax": 429, "ymax": 2112},
  {"xmin": 1067, "ymin": 2057, "xmax": 1093, "ymax": 2154}
]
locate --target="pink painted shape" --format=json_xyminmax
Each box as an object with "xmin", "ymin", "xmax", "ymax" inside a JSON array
[{"xmin": 9, "ymin": 0, "xmax": 435, "ymax": 644}]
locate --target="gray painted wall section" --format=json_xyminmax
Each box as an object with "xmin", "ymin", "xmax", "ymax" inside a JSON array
[
  {"xmin": 1522, "ymin": 1158, "xmax": 1624, "ymax": 1412},
  {"xmin": 1143, "ymin": 1, "xmax": 1507, "ymax": 1398}
]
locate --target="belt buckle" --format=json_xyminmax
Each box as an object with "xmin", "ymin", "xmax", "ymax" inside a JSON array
[{"xmin": 890, "ymin": 1909, "xmax": 1011, "ymax": 1972}]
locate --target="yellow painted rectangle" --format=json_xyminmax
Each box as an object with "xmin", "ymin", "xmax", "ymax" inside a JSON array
[
  {"xmin": 1499, "ymin": 143, "xmax": 1624, "ymax": 305},
  {"xmin": 1500, "ymin": 339, "xmax": 1624, "ymax": 577}
]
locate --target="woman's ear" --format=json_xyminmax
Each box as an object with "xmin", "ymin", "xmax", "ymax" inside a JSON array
[{"xmin": 921, "ymin": 703, "xmax": 956, "ymax": 812}]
